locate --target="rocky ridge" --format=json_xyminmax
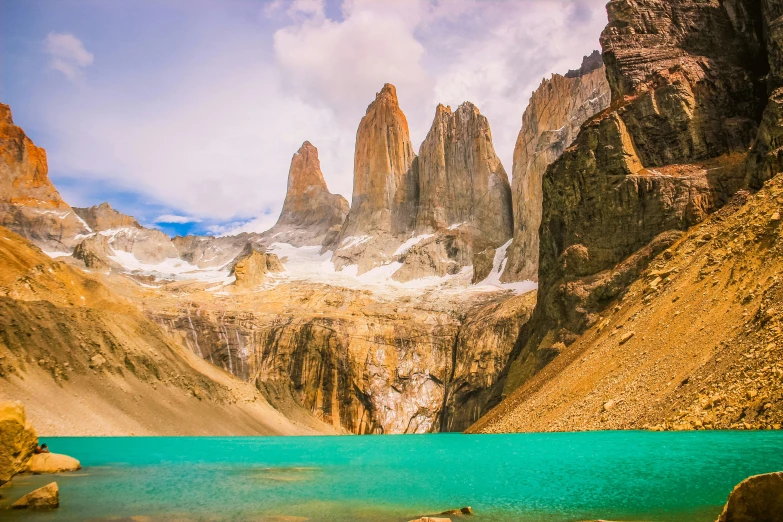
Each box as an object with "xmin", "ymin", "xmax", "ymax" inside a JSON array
[
  {"xmin": 502, "ymin": 52, "xmax": 610, "ymax": 283},
  {"xmin": 0, "ymin": 104, "xmax": 90, "ymax": 252},
  {"xmin": 490, "ymin": 0, "xmax": 783, "ymax": 405}
]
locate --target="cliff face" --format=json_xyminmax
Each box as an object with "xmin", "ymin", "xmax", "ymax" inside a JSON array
[
  {"xmin": 0, "ymin": 104, "xmax": 90, "ymax": 251},
  {"xmin": 230, "ymin": 244, "xmax": 284, "ymax": 289},
  {"xmin": 73, "ymin": 202, "xmax": 141, "ymax": 231},
  {"xmin": 332, "ymin": 84, "xmax": 419, "ymax": 272},
  {"xmin": 392, "ymin": 103, "xmax": 513, "ymax": 283},
  {"xmin": 151, "ymin": 284, "xmax": 535, "ymax": 434},
  {"xmin": 484, "ymin": 0, "xmax": 783, "ymax": 405},
  {"xmin": 502, "ymin": 53, "xmax": 610, "ymax": 283},
  {"xmin": 265, "ymin": 141, "xmax": 349, "ymax": 248}
]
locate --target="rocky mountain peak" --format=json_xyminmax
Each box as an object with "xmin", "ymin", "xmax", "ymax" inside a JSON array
[
  {"xmin": 262, "ymin": 141, "xmax": 349, "ymax": 248},
  {"xmin": 333, "ymin": 83, "xmax": 418, "ymax": 271},
  {"xmin": 0, "ymin": 103, "xmax": 89, "ymax": 251},
  {"xmin": 73, "ymin": 202, "xmax": 141, "ymax": 232},
  {"xmin": 564, "ymin": 50, "xmax": 603, "ymax": 78}
]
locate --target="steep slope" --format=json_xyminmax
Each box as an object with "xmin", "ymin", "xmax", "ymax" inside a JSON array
[
  {"xmin": 0, "ymin": 103, "xmax": 90, "ymax": 252},
  {"xmin": 332, "ymin": 83, "xmax": 419, "ymax": 272},
  {"xmin": 264, "ymin": 141, "xmax": 349, "ymax": 249},
  {"xmin": 393, "ymin": 102, "xmax": 513, "ymax": 283},
  {"xmin": 501, "ymin": 51, "xmax": 610, "ymax": 283},
  {"xmin": 0, "ymin": 226, "xmax": 332, "ymax": 435},
  {"xmin": 495, "ymin": 0, "xmax": 779, "ymax": 398},
  {"xmin": 470, "ymin": 176, "xmax": 783, "ymax": 433}
]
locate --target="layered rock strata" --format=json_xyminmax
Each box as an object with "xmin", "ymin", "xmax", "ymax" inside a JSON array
[
  {"xmin": 480, "ymin": 0, "xmax": 783, "ymax": 414},
  {"xmin": 0, "ymin": 103, "xmax": 90, "ymax": 251},
  {"xmin": 501, "ymin": 52, "xmax": 610, "ymax": 283}
]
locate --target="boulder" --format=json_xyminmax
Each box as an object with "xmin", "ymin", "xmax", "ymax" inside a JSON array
[
  {"xmin": 11, "ymin": 481, "xmax": 59, "ymax": 510},
  {"xmin": 717, "ymin": 472, "xmax": 783, "ymax": 522},
  {"xmin": 440, "ymin": 506, "xmax": 473, "ymax": 515},
  {"xmin": 0, "ymin": 401, "xmax": 38, "ymax": 485},
  {"xmin": 27, "ymin": 453, "xmax": 81, "ymax": 474},
  {"xmin": 408, "ymin": 518, "xmax": 452, "ymax": 522}
]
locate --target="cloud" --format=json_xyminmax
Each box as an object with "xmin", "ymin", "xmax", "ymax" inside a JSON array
[
  {"xmin": 207, "ymin": 211, "xmax": 279, "ymax": 237},
  {"xmin": 44, "ymin": 32, "xmax": 94, "ymax": 80},
  {"xmin": 155, "ymin": 214, "xmax": 202, "ymax": 224}
]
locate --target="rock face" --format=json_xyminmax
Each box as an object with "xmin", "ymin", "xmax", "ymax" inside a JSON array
[
  {"xmin": 717, "ymin": 472, "xmax": 783, "ymax": 522},
  {"xmin": 72, "ymin": 233, "xmax": 117, "ymax": 270},
  {"xmin": 333, "ymin": 84, "xmax": 418, "ymax": 272},
  {"xmin": 153, "ymin": 284, "xmax": 536, "ymax": 434},
  {"xmin": 0, "ymin": 103, "xmax": 90, "ymax": 251},
  {"xmin": 0, "ymin": 401, "xmax": 37, "ymax": 485},
  {"xmin": 502, "ymin": 52, "xmax": 610, "ymax": 283},
  {"xmin": 230, "ymin": 244, "xmax": 284, "ymax": 289},
  {"xmin": 27, "ymin": 453, "xmax": 81, "ymax": 474},
  {"xmin": 393, "ymin": 103, "xmax": 513, "ymax": 282},
  {"xmin": 499, "ymin": 0, "xmax": 780, "ymax": 395},
  {"xmin": 11, "ymin": 482, "xmax": 59, "ymax": 510},
  {"xmin": 264, "ymin": 141, "xmax": 349, "ymax": 248},
  {"xmin": 73, "ymin": 202, "xmax": 140, "ymax": 231}
]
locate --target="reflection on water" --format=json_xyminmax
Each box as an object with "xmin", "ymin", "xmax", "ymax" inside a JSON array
[{"xmin": 1, "ymin": 431, "xmax": 782, "ymax": 522}]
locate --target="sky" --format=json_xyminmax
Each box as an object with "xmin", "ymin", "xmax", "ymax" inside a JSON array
[{"xmin": 1, "ymin": 0, "xmax": 609, "ymax": 237}]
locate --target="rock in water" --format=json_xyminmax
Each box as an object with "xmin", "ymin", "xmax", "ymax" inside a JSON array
[
  {"xmin": 27, "ymin": 453, "xmax": 81, "ymax": 474},
  {"xmin": 333, "ymin": 83, "xmax": 418, "ymax": 272},
  {"xmin": 264, "ymin": 141, "xmax": 349, "ymax": 249},
  {"xmin": 230, "ymin": 244, "xmax": 284, "ymax": 289},
  {"xmin": 717, "ymin": 472, "xmax": 783, "ymax": 522},
  {"xmin": 394, "ymin": 102, "xmax": 512, "ymax": 282},
  {"xmin": 0, "ymin": 401, "xmax": 37, "ymax": 484},
  {"xmin": 11, "ymin": 482, "xmax": 59, "ymax": 510},
  {"xmin": 0, "ymin": 104, "xmax": 90, "ymax": 252},
  {"xmin": 502, "ymin": 51, "xmax": 610, "ymax": 283}
]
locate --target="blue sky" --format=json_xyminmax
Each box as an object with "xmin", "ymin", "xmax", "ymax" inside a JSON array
[{"xmin": 1, "ymin": 0, "xmax": 608, "ymax": 237}]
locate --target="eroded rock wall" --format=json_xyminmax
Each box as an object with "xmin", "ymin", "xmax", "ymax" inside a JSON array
[{"xmin": 502, "ymin": 53, "xmax": 610, "ymax": 283}]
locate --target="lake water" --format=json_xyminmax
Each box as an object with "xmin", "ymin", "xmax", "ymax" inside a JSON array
[{"xmin": 2, "ymin": 431, "xmax": 782, "ymax": 521}]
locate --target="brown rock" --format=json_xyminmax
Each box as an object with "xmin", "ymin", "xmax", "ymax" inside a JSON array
[
  {"xmin": 0, "ymin": 103, "xmax": 90, "ymax": 251},
  {"xmin": 27, "ymin": 453, "xmax": 81, "ymax": 474},
  {"xmin": 0, "ymin": 401, "xmax": 38, "ymax": 484},
  {"xmin": 264, "ymin": 141, "xmax": 349, "ymax": 248},
  {"xmin": 73, "ymin": 202, "xmax": 140, "ymax": 231},
  {"xmin": 334, "ymin": 83, "xmax": 418, "ymax": 271},
  {"xmin": 502, "ymin": 52, "xmax": 610, "ymax": 283},
  {"xmin": 230, "ymin": 244, "xmax": 284, "ymax": 289},
  {"xmin": 72, "ymin": 233, "xmax": 116, "ymax": 270},
  {"xmin": 11, "ymin": 481, "xmax": 59, "ymax": 510},
  {"xmin": 717, "ymin": 472, "xmax": 783, "ymax": 522},
  {"xmin": 409, "ymin": 518, "xmax": 452, "ymax": 522},
  {"xmin": 440, "ymin": 506, "xmax": 473, "ymax": 515}
]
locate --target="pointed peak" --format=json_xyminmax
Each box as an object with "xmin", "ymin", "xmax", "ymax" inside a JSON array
[
  {"xmin": 297, "ymin": 140, "xmax": 318, "ymax": 155},
  {"xmin": 375, "ymin": 83, "xmax": 398, "ymax": 104},
  {"xmin": 435, "ymin": 103, "xmax": 452, "ymax": 116},
  {"xmin": 457, "ymin": 101, "xmax": 480, "ymax": 114}
]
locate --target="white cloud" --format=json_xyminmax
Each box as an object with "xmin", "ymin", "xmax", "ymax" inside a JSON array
[
  {"xmin": 155, "ymin": 214, "xmax": 202, "ymax": 224},
  {"xmin": 44, "ymin": 32, "xmax": 94, "ymax": 80},
  {"xmin": 31, "ymin": 1, "xmax": 609, "ymax": 232},
  {"xmin": 207, "ymin": 212, "xmax": 279, "ymax": 237}
]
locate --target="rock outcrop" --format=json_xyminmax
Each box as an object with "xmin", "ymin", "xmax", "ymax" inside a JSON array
[
  {"xmin": 502, "ymin": 52, "xmax": 610, "ymax": 283},
  {"xmin": 11, "ymin": 482, "xmax": 59, "ymax": 510},
  {"xmin": 72, "ymin": 233, "xmax": 117, "ymax": 270},
  {"xmin": 0, "ymin": 401, "xmax": 37, "ymax": 485},
  {"xmin": 27, "ymin": 453, "xmax": 81, "ymax": 474},
  {"xmin": 0, "ymin": 103, "xmax": 90, "ymax": 251},
  {"xmin": 173, "ymin": 233, "xmax": 259, "ymax": 269},
  {"xmin": 333, "ymin": 84, "xmax": 419, "ymax": 272},
  {"xmin": 73, "ymin": 202, "xmax": 140, "ymax": 231},
  {"xmin": 493, "ymin": 0, "xmax": 782, "ymax": 402},
  {"xmin": 394, "ymin": 103, "xmax": 513, "ymax": 282},
  {"xmin": 264, "ymin": 141, "xmax": 349, "ymax": 248},
  {"xmin": 230, "ymin": 244, "xmax": 284, "ymax": 289},
  {"xmin": 717, "ymin": 472, "xmax": 783, "ymax": 522}
]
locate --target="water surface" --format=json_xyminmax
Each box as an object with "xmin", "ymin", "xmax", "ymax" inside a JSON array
[{"xmin": 2, "ymin": 431, "xmax": 782, "ymax": 521}]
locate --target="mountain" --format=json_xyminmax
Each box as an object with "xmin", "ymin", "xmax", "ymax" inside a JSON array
[
  {"xmin": 264, "ymin": 141, "xmax": 349, "ymax": 249},
  {"xmin": 501, "ymin": 51, "xmax": 610, "ymax": 283},
  {"xmin": 393, "ymin": 102, "xmax": 513, "ymax": 283},
  {"xmin": 0, "ymin": 104, "xmax": 90, "ymax": 252},
  {"xmin": 0, "ymin": 225, "xmax": 331, "ymax": 435},
  {"xmin": 332, "ymin": 83, "xmax": 419, "ymax": 272},
  {"xmin": 470, "ymin": 0, "xmax": 783, "ymax": 430}
]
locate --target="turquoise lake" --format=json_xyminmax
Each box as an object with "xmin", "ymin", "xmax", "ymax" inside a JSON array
[{"xmin": 1, "ymin": 431, "xmax": 782, "ymax": 521}]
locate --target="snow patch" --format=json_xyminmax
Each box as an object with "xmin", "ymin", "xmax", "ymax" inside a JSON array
[
  {"xmin": 475, "ymin": 240, "xmax": 538, "ymax": 295},
  {"xmin": 340, "ymin": 235, "xmax": 371, "ymax": 249},
  {"xmin": 393, "ymin": 234, "xmax": 434, "ymax": 256}
]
